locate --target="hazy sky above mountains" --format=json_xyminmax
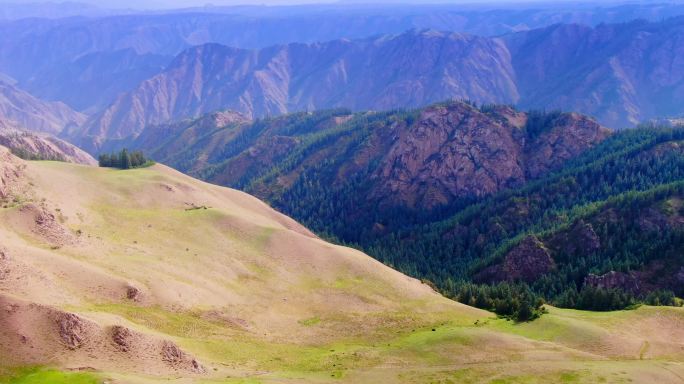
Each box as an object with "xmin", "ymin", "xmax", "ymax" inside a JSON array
[{"xmin": 1, "ymin": 0, "xmax": 673, "ymax": 9}]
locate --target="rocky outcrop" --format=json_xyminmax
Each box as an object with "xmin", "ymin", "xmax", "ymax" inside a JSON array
[
  {"xmin": 0, "ymin": 145, "xmax": 24, "ymax": 201},
  {"xmin": 55, "ymin": 312, "xmax": 95, "ymax": 350},
  {"xmin": 547, "ymin": 220, "xmax": 601, "ymax": 258},
  {"xmin": 584, "ymin": 271, "xmax": 641, "ymax": 294},
  {"xmin": 374, "ymin": 103, "xmax": 526, "ymax": 208},
  {"xmin": 111, "ymin": 325, "xmax": 133, "ymax": 352},
  {"xmin": 19, "ymin": 203, "xmax": 76, "ymax": 247},
  {"xmin": 372, "ymin": 103, "xmax": 607, "ymax": 208},
  {"xmin": 502, "ymin": 235, "xmax": 555, "ymax": 282},
  {"xmin": 0, "ymin": 249, "xmax": 9, "ymax": 280},
  {"xmin": 525, "ymin": 113, "xmax": 611, "ymax": 178},
  {"xmin": 476, "ymin": 235, "xmax": 555, "ymax": 283},
  {"xmin": 125, "ymin": 285, "xmax": 143, "ymax": 302},
  {"xmin": 161, "ymin": 341, "xmax": 205, "ymax": 373}
]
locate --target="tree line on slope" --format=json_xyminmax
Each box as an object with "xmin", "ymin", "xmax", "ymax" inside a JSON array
[{"xmin": 98, "ymin": 149, "xmax": 152, "ymax": 169}]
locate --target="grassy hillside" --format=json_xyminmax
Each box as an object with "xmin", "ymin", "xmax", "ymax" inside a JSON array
[{"xmin": 1, "ymin": 147, "xmax": 684, "ymax": 382}]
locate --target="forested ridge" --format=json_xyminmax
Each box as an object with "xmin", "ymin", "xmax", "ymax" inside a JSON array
[
  {"xmin": 133, "ymin": 104, "xmax": 684, "ymax": 320},
  {"xmin": 264, "ymin": 124, "xmax": 684, "ymax": 319}
]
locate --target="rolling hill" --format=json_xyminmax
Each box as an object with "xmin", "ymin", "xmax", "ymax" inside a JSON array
[{"xmin": 1, "ymin": 146, "xmax": 684, "ymax": 383}]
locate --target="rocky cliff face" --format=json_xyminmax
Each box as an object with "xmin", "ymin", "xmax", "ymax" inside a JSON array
[
  {"xmin": 584, "ymin": 271, "xmax": 641, "ymax": 294},
  {"xmin": 476, "ymin": 235, "xmax": 556, "ymax": 283},
  {"xmin": 371, "ymin": 103, "xmax": 609, "ymax": 208}
]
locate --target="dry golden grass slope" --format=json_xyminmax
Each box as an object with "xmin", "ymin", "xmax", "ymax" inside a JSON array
[{"xmin": 1, "ymin": 146, "xmax": 684, "ymax": 384}]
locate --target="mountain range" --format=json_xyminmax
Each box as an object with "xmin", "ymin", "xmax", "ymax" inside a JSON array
[
  {"xmin": 69, "ymin": 17, "xmax": 684, "ymax": 151},
  {"xmin": 1, "ymin": 3, "xmax": 684, "ymax": 382},
  {"xmin": 0, "ymin": 5, "xmax": 683, "ymax": 128}
]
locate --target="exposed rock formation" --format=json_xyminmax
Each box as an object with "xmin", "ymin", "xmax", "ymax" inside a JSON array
[
  {"xmin": 111, "ymin": 325, "xmax": 133, "ymax": 352},
  {"xmin": 584, "ymin": 271, "xmax": 641, "ymax": 295},
  {"xmin": 524, "ymin": 113, "xmax": 611, "ymax": 178},
  {"xmin": 55, "ymin": 312, "xmax": 94, "ymax": 350},
  {"xmin": 18, "ymin": 203, "xmax": 76, "ymax": 247},
  {"xmin": 161, "ymin": 341, "xmax": 205, "ymax": 373},
  {"xmin": 547, "ymin": 220, "xmax": 601, "ymax": 258},
  {"xmin": 0, "ymin": 249, "xmax": 9, "ymax": 280},
  {"xmin": 503, "ymin": 235, "xmax": 555, "ymax": 282},
  {"xmin": 476, "ymin": 235, "xmax": 555, "ymax": 283},
  {"xmin": 125, "ymin": 285, "xmax": 143, "ymax": 302},
  {"xmin": 0, "ymin": 145, "xmax": 25, "ymax": 201},
  {"xmin": 372, "ymin": 103, "xmax": 608, "ymax": 208}
]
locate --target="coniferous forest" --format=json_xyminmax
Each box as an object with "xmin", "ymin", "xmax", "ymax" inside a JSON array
[{"xmin": 98, "ymin": 149, "xmax": 152, "ymax": 169}]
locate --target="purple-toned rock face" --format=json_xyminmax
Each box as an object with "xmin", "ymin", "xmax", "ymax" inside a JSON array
[
  {"xmin": 502, "ymin": 235, "xmax": 556, "ymax": 282},
  {"xmin": 547, "ymin": 220, "xmax": 602, "ymax": 257},
  {"xmin": 475, "ymin": 235, "xmax": 555, "ymax": 283},
  {"xmin": 372, "ymin": 103, "xmax": 607, "ymax": 209},
  {"xmin": 584, "ymin": 271, "xmax": 641, "ymax": 295}
]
